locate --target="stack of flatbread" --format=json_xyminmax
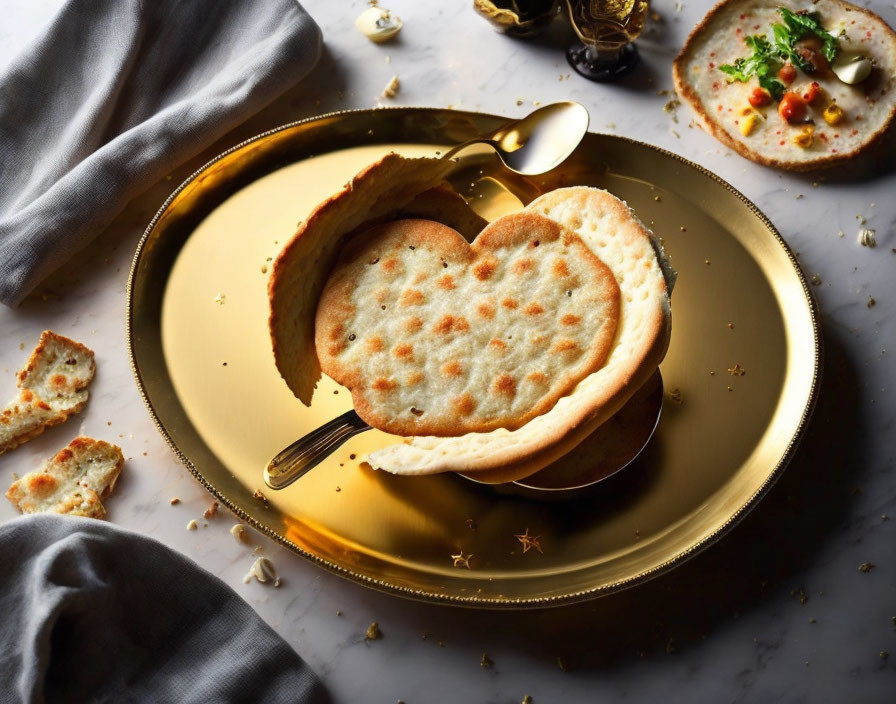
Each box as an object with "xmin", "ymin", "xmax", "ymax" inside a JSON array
[{"xmin": 269, "ymin": 154, "xmax": 673, "ymax": 484}]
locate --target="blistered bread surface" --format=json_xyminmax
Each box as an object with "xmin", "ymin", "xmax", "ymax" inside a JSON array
[
  {"xmin": 6, "ymin": 437, "xmax": 123, "ymax": 519},
  {"xmin": 315, "ymin": 213, "xmax": 620, "ymax": 436},
  {"xmin": 0, "ymin": 331, "xmax": 95, "ymax": 455},
  {"xmin": 368, "ymin": 187, "xmax": 671, "ymax": 476}
]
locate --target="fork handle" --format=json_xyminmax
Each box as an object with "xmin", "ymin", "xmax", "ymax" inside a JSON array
[{"xmin": 264, "ymin": 410, "xmax": 371, "ymax": 490}]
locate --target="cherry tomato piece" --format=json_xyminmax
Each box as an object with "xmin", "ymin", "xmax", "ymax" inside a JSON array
[
  {"xmin": 778, "ymin": 63, "xmax": 797, "ymax": 84},
  {"xmin": 802, "ymin": 82, "xmax": 821, "ymax": 104},
  {"xmin": 749, "ymin": 88, "xmax": 772, "ymax": 107},
  {"xmin": 778, "ymin": 92, "xmax": 807, "ymax": 123}
]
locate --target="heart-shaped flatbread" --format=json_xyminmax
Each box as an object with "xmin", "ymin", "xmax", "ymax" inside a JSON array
[{"xmin": 315, "ymin": 212, "xmax": 621, "ymax": 436}]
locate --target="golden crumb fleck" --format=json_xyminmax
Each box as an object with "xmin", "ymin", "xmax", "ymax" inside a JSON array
[
  {"xmin": 668, "ymin": 388, "xmax": 682, "ymax": 404},
  {"xmin": 881, "ymin": 651, "xmax": 889, "ymax": 660},
  {"xmin": 727, "ymin": 363, "xmax": 746, "ymax": 377},
  {"xmin": 451, "ymin": 551, "xmax": 472, "ymax": 569},
  {"xmin": 169, "ymin": 497, "xmax": 180, "ymax": 505},
  {"xmin": 810, "ymin": 274, "xmax": 822, "ymax": 286},
  {"xmin": 186, "ymin": 519, "xmax": 198, "ymax": 531},
  {"xmin": 480, "ymin": 653, "xmax": 494, "ymax": 668},
  {"xmin": 253, "ymin": 489, "xmax": 267, "ymax": 502},
  {"xmin": 214, "ymin": 292, "xmax": 226, "ymax": 304},
  {"xmin": 556, "ymin": 656, "xmax": 567, "ymax": 672},
  {"xmin": 867, "ymin": 297, "xmax": 876, "ymax": 308},
  {"xmin": 523, "ymin": 697, "xmax": 533, "ymax": 704},
  {"xmin": 366, "ymin": 621, "xmax": 382, "ymax": 640},
  {"xmin": 858, "ymin": 562, "xmax": 875, "ymax": 573},
  {"xmin": 204, "ymin": 501, "xmax": 219, "ymax": 519},
  {"xmin": 727, "ymin": 323, "xmax": 734, "ymax": 329},
  {"xmin": 516, "ymin": 99, "xmax": 524, "ymax": 106},
  {"xmin": 654, "ymin": 195, "xmax": 662, "ymax": 202}
]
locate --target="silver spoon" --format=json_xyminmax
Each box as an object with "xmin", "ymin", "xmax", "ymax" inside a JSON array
[
  {"xmin": 442, "ymin": 101, "xmax": 590, "ymax": 175},
  {"xmin": 263, "ymin": 372, "xmax": 663, "ymax": 493}
]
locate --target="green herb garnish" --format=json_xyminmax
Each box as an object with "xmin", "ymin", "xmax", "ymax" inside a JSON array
[
  {"xmin": 718, "ymin": 7, "xmax": 841, "ymax": 99},
  {"xmin": 776, "ymin": 8, "xmax": 840, "ymax": 63},
  {"xmin": 719, "ymin": 35, "xmax": 785, "ymax": 100}
]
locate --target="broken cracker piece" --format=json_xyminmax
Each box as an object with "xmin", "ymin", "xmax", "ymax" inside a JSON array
[
  {"xmin": 0, "ymin": 331, "xmax": 95, "ymax": 455},
  {"xmin": 5, "ymin": 437, "xmax": 123, "ymax": 519}
]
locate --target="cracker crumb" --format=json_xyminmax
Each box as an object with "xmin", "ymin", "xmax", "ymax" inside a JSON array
[
  {"xmin": 204, "ymin": 501, "xmax": 219, "ymax": 519},
  {"xmin": 366, "ymin": 621, "xmax": 382, "ymax": 640},
  {"xmin": 253, "ymin": 489, "xmax": 268, "ymax": 502},
  {"xmin": 187, "ymin": 519, "xmax": 198, "ymax": 531},
  {"xmin": 810, "ymin": 274, "xmax": 822, "ymax": 286},
  {"xmin": 727, "ymin": 363, "xmax": 746, "ymax": 376},
  {"xmin": 857, "ymin": 229, "xmax": 877, "ymax": 247},
  {"xmin": 169, "ymin": 497, "xmax": 180, "ymax": 505},
  {"xmin": 381, "ymin": 75, "xmax": 400, "ymax": 99},
  {"xmin": 480, "ymin": 653, "xmax": 494, "ymax": 668},
  {"xmin": 523, "ymin": 696, "xmax": 533, "ymax": 704},
  {"xmin": 556, "ymin": 656, "xmax": 568, "ymax": 671},
  {"xmin": 230, "ymin": 524, "xmax": 250, "ymax": 544},
  {"xmin": 516, "ymin": 99, "xmax": 524, "ymax": 106},
  {"xmin": 214, "ymin": 292, "xmax": 226, "ymax": 304},
  {"xmin": 858, "ymin": 562, "xmax": 875, "ymax": 573},
  {"xmin": 880, "ymin": 651, "xmax": 889, "ymax": 660},
  {"xmin": 867, "ymin": 297, "xmax": 876, "ymax": 308},
  {"xmin": 243, "ymin": 556, "xmax": 281, "ymax": 587},
  {"xmin": 668, "ymin": 388, "xmax": 682, "ymax": 404}
]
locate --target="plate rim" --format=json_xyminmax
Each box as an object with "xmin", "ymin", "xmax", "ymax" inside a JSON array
[{"xmin": 126, "ymin": 106, "xmax": 823, "ymax": 609}]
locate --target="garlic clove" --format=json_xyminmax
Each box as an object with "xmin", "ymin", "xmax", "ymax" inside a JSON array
[
  {"xmin": 832, "ymin": 53, "xmax": 873, "ymax": 84},
  {"xmin": 355, "ymin": 7, "xmax": 403, "ymax": 43}
]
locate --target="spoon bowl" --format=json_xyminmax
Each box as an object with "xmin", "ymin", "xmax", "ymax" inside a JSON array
[{"xmin": 442, "ymin": 101, "xmax": 590, "ymax": 175}]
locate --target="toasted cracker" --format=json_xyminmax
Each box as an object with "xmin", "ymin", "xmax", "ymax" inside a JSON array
[
  {"xmin": 673, "ymin": 0, "xmax": 896, "ymax": 171},
  {"xmin": 0, "ymin": 331, "xmax": 95, "ymax": 455},
  {"xmin": 5, "ymin": 437, "xmax": 123, "ymax": 519},
  {"xmin": 269, "ymin": 154, "xmax": 458, "ymax": 406},
  {"xmin": 315, "ymin": 213, "xmax": 620, "ymax": 436},
  {"xmin": 368, "ymin": 187, "xmax": 672, "ymax": 480}
]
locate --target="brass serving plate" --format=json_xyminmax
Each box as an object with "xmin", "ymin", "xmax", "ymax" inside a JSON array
[{"xmin": 127, "ymin": 108, "xmax": 820, "ymax": 608}]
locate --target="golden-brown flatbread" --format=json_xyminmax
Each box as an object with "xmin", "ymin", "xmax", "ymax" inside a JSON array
[
  {"xmin": 368, "ymin": 187, "xmax": 672, "ymax": 481},
  {"xmin": 315, "ymin": 213, "xmax": 620, "ymax": 436},
  {"xmin": 269, "ymin": 153, "xmax": 461, "ymax": 405}
]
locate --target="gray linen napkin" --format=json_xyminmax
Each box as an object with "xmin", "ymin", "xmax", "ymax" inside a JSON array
[
  {"xmin": 0, "ymin": 0, "xmax": 322, "ymax": 306},
  {"xmin": 0, "ymin": 514, "xmax": 329, "ymax": 704}
]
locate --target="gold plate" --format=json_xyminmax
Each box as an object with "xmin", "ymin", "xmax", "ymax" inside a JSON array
[{"xmin": 127, "ymin": 108, "xmax": 820, "ymax": 608}]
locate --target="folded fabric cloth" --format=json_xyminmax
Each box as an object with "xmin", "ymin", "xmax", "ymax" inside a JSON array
[
  {"xmin": 0, "ymin": 0, "xmax": 322, "ymax": 306},
  {"xmin": 0, "ymin": 514, "xmax": 329, "ymax": 703}
]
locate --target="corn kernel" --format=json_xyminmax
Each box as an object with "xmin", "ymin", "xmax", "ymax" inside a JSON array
[
  {"xmin": 823, "ymin": 103, "xmax": 844, "ymax": 125},
  {"xmin": 793, "ymin": 125, "xmax": 815, "ymax": 148},
  {"xmin": 740, "ymin": 114, "xmax": 760, "ymax": 136}
]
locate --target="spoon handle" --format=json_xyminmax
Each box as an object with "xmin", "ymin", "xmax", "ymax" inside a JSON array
[{"xmin": 264, "ymin": 409, "xmax": 371, "ymax": 490}]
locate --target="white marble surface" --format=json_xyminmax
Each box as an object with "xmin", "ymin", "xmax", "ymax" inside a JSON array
[{"xmin": 2, "ymin": 1, "xmax": 896, "ymax": 701}]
